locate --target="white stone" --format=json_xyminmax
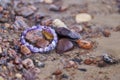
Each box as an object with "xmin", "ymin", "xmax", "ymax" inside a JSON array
[
  {"xmin": 52, "ymin": 19, "xmax": 67, "ymax": 28},
  {"xmin": 75, "ymin": 13, "xmax": 92, "ymax": 23}
]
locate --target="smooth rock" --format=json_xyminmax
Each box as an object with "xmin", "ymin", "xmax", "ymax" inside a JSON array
[
  {"xmin": 20, "ymin": 45, "xmax": 31, "ymax": 55},
  {"xmin": 56, "ymin": 39, "xmax": 73, "ymax": 53},
  {"xmin": 22, "ymin": 58, "xmax": 34, "ymax": 69},
  {"xmin": 55, "ymin": 27, "xmax": 81, "ymax": 39},
  {"xmin": 75, "ymin": 13, "xmax": 92, "ymax": 23},
  {"xmin": 52, "ymin": 19, "xmax": 67, "ymax": 28}
]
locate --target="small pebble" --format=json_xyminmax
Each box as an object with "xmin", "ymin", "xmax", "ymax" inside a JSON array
[
  {"xmin": 53, "ymin": 69, "xmax": 62, "ymax": 75},
  {"xmin": 84, "ymin": 59, "xmax": 93, "ymax": 65},
  {"xmin": 102, "ymin": 29, "xmax": 111, "ymax": 37},
  {"xmin": 52, "ymin": 19, "xmax": 67, "ymax": 28},
  {"xmin": 49, "ymin": 5, "xmax": 60, "ymax": 11},
  {"xmin": 75, "ymin": 13, "xmax": 92, "ymax": 23},
  {"xmin": 20, "ymin": 45, "xmax": 31, "ymax": 55},
  {"xmin": 22, "ymin": 58, "xmax": 34, "ymax": 69},
  {"xmin": 44, "ymin": 0, "xmax": 53, "ymax": 4},
  {"xmin": 35, "ymin": 61, "xmax": 45, "ymax": 68},
  {"xmin": 115, "ymin": 25, "xmax": 120, "ymax": 31},
  {"xmin": 4, "ymin": 23, "xmax": 11, "ymax": 28},
  {"xmin": 15, "ymin": 73, "xmax": 22, "ymax": 79},
  {"xmin": 61, "ymin": 74, "xmax": 69, "ymax": 79},
  {"xmin": 78, "ymin": 68, "xmax": 87, "ymax": 72}
]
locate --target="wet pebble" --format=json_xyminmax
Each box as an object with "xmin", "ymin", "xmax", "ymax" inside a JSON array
[{"xmin": 22, "ymin": 58, "xmax": 34, "ymax": 69}]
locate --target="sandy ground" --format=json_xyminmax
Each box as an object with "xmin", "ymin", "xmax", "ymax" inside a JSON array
[{"xmin": 34, "ymin": 0, "xmax": 120, "ymax": 80}]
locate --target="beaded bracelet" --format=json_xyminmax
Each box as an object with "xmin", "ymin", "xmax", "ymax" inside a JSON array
[{"xmin": 20, "ymin": 25, "xmax": 58, "ymax": 53}]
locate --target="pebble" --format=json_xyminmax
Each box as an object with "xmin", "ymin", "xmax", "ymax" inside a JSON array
[
  {"xmin": 78, "ymin": 68, "xmax": 87, "ymax": 72},
  {"xmin": 61, "ymin": 74, "xmax": 69, "ymax": 79},
  {"xmin": 18, "ymin": 6, "xmax": 36, "ymax": 17},
  {"xmin": 56, "ymin": 38, "xmax": 73, "ymax": 53},
  {"xmin": 4, "ymin": 23, "xmax": 11, "ymax": 28},
  {"xmin": 102, "ymin": 29, "xmax": 111, "ymax": 37},
  {"xmin": 53, "ymin": 69, "xmax": 62, "ymax": 75},
  {"xmin": 115, "ymin": 25, "xmax": 120, "ymax": 31},
  {"xmin": 49, "ymin": 5, "xmax": 60, "ymax": 12},
  {"xmin": 55, "ymin": 27, "xmax": 81, "ymax": 39},
  {"xmin": 52, "ymin": 19, "xmax": 67, "ymax": 28},
  {"xmin": 20, "ymin": 45, "xmax": 31, "ymax": 55},
  {"xmin": 60, "ymin": 5, "xmax": 68, "ymax": 12},
  {"xmin": 34, "ymin": 60, "xmax": 45, "ymax": 68},
  {"xmin": 22, "ymin": 58, "xmax": 34, "ymax": 69},
  {"xmin": 84, "ymin": 59, "xmax": 93, "ymax": 65},
  {"xmin": 0, "ymin": 6, "xmax": 3, "ymax": 12},
  {"xmin": 44, "ymin": 0, "xmax": 53, "ymax": 4},
  {"xmin": 75, "ymin": 39, "xmax": 93, "ymax": 49},
  {"xmin": 75, "ymin": 13, "xmax": 92, "ymax": 23},
  {"xmin": 0, "ymin": 46, "xmax": 3, "ymax": 53},
  {"xmin": 15, "ymin": 73, "xmax": 22, "ymax": 79},
  {"xmin": 14, "ymin": 56, "xmax": 22, "ymax": 65}
]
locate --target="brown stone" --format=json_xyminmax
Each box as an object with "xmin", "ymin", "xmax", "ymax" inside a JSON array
[
  {"xmin": 53, "ymin": 69, "xmax": 62, "ymax": 75},
  {"xmin": 20, "ymin": 45, "xmax": 31, "ymax": 55},
  {"xmin": 102, "ymin": 29, "xmax": 111, "ymax": 37},
  {"xmin": 84, "ymin": 59, "xmax": 93, "ymax": 65}
]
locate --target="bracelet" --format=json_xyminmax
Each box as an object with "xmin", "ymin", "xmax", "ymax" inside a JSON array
[{"xmin": 20, "ymin": 25, "xmax": 58, "ymax": 53}]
